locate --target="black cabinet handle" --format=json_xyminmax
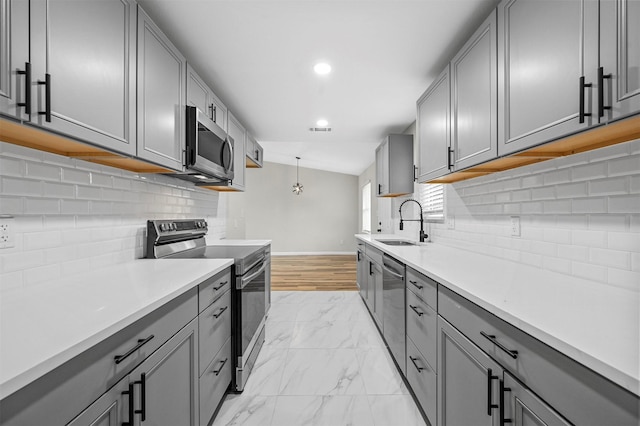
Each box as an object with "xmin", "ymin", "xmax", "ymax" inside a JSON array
[
  {"xmin": 134, "ymin": 373, "xmax": 147, "ymax": 421},
  {"xmin": 17, "ymin": 62, "xmax": 31, "ymax": 114},
  {"xmin": 357, "ymin": 251, "xmax": 361, "ymax": 261},
  {"xmin": 369, "ymin": 261, "xmax": 374, "ymax": 276},
  {"xmin": 579, "ymin": 76, "xmax": 592, "ymax": 124},
  {"xmin": 487, "ymin": 368, "xmax": 499, "ymax": 416},
  {"xmin": 114, "ymin": 335, "xmax": 155, "ymax": 364},
  {"xmin": 413, "ymin": 165, "xmax": 418, "ymax": 182},
  {"xmin": 480, "ymin": 331, "xmax": 518, "ymax": 359},
  {"xmin": 38, "ymin": 73, "xmax": 51, "ymax": 122},
  {"xmin": 409, "ymin": 356, "xmax": 425, "ymax": 372},
  {"xmin": 213, "ymin": 281, "xmax": 228, "ymax": 291},
  {"xmin": 212, "ymin": 357, "xmax": 228, "ymax": 376},
  {"xmin": 598, "ymin": 67, "xmax": 612, "ymax": 118},
  {"xmin": 409, "ymin": 280, "xmax": 423, "ymax": 290},
  {"xmin": 500, "ymin": 380, "xmax": 513, "ymax": 425},
  {"xmin": 121, "ymin": 383, "xmax": 134, "ymax": 426},
  {"xmin": 255, "ymin": 149, "xmax": 260, "ymax": 162},
  {"xmin": 447, "ymin": 147, "xmax": 454, "ymax": 170},
  {"xmin": 212, "ymin": 306, "xmax": 228, "ymax": 318},
  {"xmin": 409, "ymin": 304, "xmax": 424, "ymax": 317},
  {"xmin": 378, "ymin": 183, "xmax": 382, "ymax": 195}
]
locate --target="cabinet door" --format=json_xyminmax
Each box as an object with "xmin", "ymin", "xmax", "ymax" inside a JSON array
[
  {"xmin": 67, "ymin": 377, "xmax": 130, "ymax": 426},
  {"xmin": 0, "ymin": 0, "xmax": 30, "ymax": 120},
  {"xmin": 373, "ymin": 262, "xmax": 384, "ymax": 330},
  {"xmin": 137, "ymin": 6, "xmax": 185, "ymax": 171},
  {"xmin": 498, "ymin": 0, "xmax": 599, "ymax": 156},
  {"xmin": 227, "ymin": 112, "xmax": 246, "ymax": 191},
  {"xmin": 29, "ymin": 0, "xmax": 137, "ymax": 155},
  {"xmin": 210, "ymin": 91, "xmax": 227, "ymax": 132},
  {"xmin": 600, "ymin": 0, "xmax": 640, "ymax": 121},
  {"xmin": 186, "ymin": 63, "xmax": 210, "ymax": 116},
  {"xmin": 451, "ymin": 10, "xmax": 497, "ymax": 171},
  {"xmin": 438, "ymin": 316, "xmax": 501, "ymax": 426},
  {"xmin": 417, "ymin": 66, "xmax": 450, "ymax": 183},
  {"xmin": 375, "ymin": 140, "xmax": 389, "ymax": 196},
  {"xmin": 356, "ymin": 249, "xmax": 367, "ymax": 298},
  {"xmin": 130, "ymin": 318, "xmax": 199, "ymax": 426},
  {"xmin": 502, "ymin": 372, "xmax": 571, "ymax": 426}
]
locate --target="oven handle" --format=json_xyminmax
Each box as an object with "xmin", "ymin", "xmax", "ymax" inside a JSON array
[{"xmin": 239, "ymin": 261, "xmax": 267, "ymax": 289}]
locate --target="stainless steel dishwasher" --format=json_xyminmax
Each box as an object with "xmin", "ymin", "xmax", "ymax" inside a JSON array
[{"xmin": 382, "ymin": 253, "xmax": 406, "ymax": 374}]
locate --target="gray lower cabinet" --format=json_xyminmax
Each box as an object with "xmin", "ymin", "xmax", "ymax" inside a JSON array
[
  {"xmin": 599, "ymin": 0, "xmax": 640, "ymax": 122},
  {"xmin": 359, "ymin": 242, "xmax": 383, "ymax": 330},
  {"xmin": 0, "ymin": 0, "xmax": 30, "ymax": 121},
  {"xmin": 137, "ymin": 5, "xmax": 185, "ymax": 170},
  {"xmin": 497, "ymin": 0, "xmax": 599, "ymax": 156},
  {"xmin": 66, "ymin": 376, "xmax": 130, "ymax": 426},
  {"xmin": 356, "ymin": 246, "xmax": 368, "ymax": 301},
  {"xmin": 406, "ymin": 337, "xmax": 437, "ymax": 426}
]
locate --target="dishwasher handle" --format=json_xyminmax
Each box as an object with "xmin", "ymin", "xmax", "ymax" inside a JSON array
[{"xmin": 382, "ymin": 263, "xmax": 404, "ymax": 280}]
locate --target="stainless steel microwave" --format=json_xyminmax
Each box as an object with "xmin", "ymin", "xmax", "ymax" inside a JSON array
[{"xmin": 174, "ymin": 106, "xmax": 234, "ymax": 184}]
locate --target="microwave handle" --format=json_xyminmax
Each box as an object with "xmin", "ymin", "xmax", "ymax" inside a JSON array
[{"xmin": 223, "ymin": 137, "xmax": 234, "ymax": 173}]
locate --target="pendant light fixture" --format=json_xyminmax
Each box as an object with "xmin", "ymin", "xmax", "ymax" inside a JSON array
[{"xmin": 292, "ymin": 157, "xmax": 303, "ymax": 195}]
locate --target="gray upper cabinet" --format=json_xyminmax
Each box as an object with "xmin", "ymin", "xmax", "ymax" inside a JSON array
[
  {"xmin": 375, "ymin": 134, "xmax": 414, "ymax": 197},
  {"xmin": 186, "ymin": 63, "xmax": 227, "ymax": 132},
  {"xmin": 497, "ymin": 0, "xmax": 599, "ymax": 156},
  {"xmin": 0, "ymin": 0, "xmax": 30, "ymax": 121},
  {"xmin": 451, "ymin": 10, "xmax": 497, "ymax": 170},
  {"xmin": 417, "ymin": 67, "xmax": 450, "ymax": 183},
  {"xmin": 599, "ymin": 0, "xmax": 640, "ymax": 122},
  {"xmin": 137, "ymin": 6, "xmax": 186, "ymax": 171},
  {"xmin": 27, "ymin": 0, "xmax": 137, "ymax": 156},
  {"xmin": 245, "ymin": 133, "xmax": 263, "ymax": 168},
  {"xmin": 227, "ymin": 111, "xmax": 247, "ymax": 191}
]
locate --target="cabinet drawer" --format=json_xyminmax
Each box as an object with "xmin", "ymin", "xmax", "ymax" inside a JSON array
[
  {"xmin": 366, "ymin": 244, "xmax": 383, "ymax": 266},
  {"xmin": 198, "ymin": 268, "xmax": 232, "ymax": 313},
  {"xmin": 406, "ymin": 337, "xmax": 437, "ymax": 425},
  {"xmin": 199, "ymin": 337, "xmax": 231, "ymax": 425},
  {"xmin": 438, "ymin": 286, "xmax": 639, "ymax": 426},
  {"xmin": 199, "ymin": 289, "xmax": 231, "ymax": 375},
  {"xmin": 406, "ymin": 288, "xmax": 437, "ymax": 367},
  {"xmin": 1, "ymin": 288, "xmax": 198, "ymax": 426},
  {"xmin": 406, "ymin": 266, "xmax": 437, "ymax": 309}
]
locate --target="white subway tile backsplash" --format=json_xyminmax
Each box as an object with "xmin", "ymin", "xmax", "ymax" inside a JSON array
[
  {"xmin": 61, "ymin": 169, "xmax": 91, "ymax": 185},
  {"xmin": 521, "ymin": 201, "xmax": 543, "ymax": 214},
  {"xmin": 589, "ymin": 247, "xmax": 631, "ymax": 269},
  {"xmin": 542, "ymin": 256, "xmax": 571, "ymax": 274},
  {"xmin": 608, "ymin": 232, "xmax": 640, "ymax": 252},
  {"xmin": 571, "ymin": 261, "xmax": 608, "ymax": 283},
  {"xmin": 543, "ymin": 200, "xmax": 572, "ymax": 214},
  {"xmin": 589, "ymin": 176, "xmax": 628, "ymax": 196},
  {"xmin": 607, "ymin": 269, "xmax": 640, "ymax": 290},
  {"xmin": 572, "ymin": 229, "xmax": 608, "ymax": 248},
  {"xmin": 557, "ymin": 245, "xmax": 589, "ymax": 262},
  {"xmin": 61, "ymin": 200, "xmax": 90, "ymax": 215},
  {"xmin": 531, "ymin": 186, "xmax": 556, "ymax": 200},
  {"xmin": 3, "ymin": 177, "xmax": 42, "ymax": 196},
  {"xmin": 25, "ymin": 162, "xmax": 61, "ymax": 181},
  {"xmin": 543, "ymin": 169, "xmax": 570, "ymax": 185},
  {"xmin": 90, "ymin": 173, "xmax": 113, "ymax": 187},
  {"xmin": 632, "ymin": 253, "xmax": 640, "ymax": 272},
  {"xmin": 511, "ymin": 189, "xmax": 531, "ymax": 202},
  {"xmin": 607, "ymin": 156, "xmax": 640, "ymax": 177},
  {"xmin": 43, "ymin": 182, "xmax": 76, "ymax": 199},
  {"xmin": 571, "ymin": 162, "xmax": 607, "ymax": 181},
  {"xmin": 609, "ymin": 195, "xmax": 640, "ymax": 213},
  {"xmin": 588, "ymin": 214, "xmax": 628, "ymax": 231},
  {"xmin": 0, "ymin": 157, "xmax": 24, "ymax": 176},
  {"xmin": 0, "ymin": 196, "xmax": 24, "ymax": 214},
  {"xmin": 572, "ymin": 197, "xmax": 607, "ymax": 214},
  {"xmin": 556, "ymin": 182, "xmax": 588, "ymax": 199},
  {"xmin": 543, "ymin": 228, "xmax": 571, "ymax": 244},
  {"xmin": 24, "ymin": 198, "xmax": 60, "ymax": 215},
  {"xmin": 631, "ymin": 175, "xmax": 640, "ymax": 193},
  {"xmin": 24, "ymin": 230, "xmax": 62, "ymax": 250}
]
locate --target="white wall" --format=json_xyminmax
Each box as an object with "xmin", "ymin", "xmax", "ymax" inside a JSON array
[
  {"xmin": 358, "ymin": 162, "xmax": 376, "ymax": 233},
  {"xmin": 377, "ymin": 138, "xmax": 640, "ymax": 291},
  {"xmin": 0, "ymin": 142, "xmax": 227, "ymax": 290},
  {"xmin": 226, "ymin": 161, "xmax": 359, "ymax": 254}
]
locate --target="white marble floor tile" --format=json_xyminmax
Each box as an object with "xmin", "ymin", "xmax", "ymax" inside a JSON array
[
  {"xmin": 350, "ymin": 320, "xmax": 387, "ymax": 348},
  {"xmin": 271, "ymin": 291, "xmax": 307, "ymax": 304},
  {"xmin": 279, "ymin": 348, "xmax": 366, "ymax": 395},
  {"xmin": 267, "ymin": 303, "xmax": 302, "ymax": 322},
  {"xmin": 290, "ymin": 320, "xmax": 353, "ymax": 349},
  {"xmin": 264, "ymin": 321, "xmax": 295, "ymax": 348},
  {"xmin": 367, "ymin": 395, "xmax": 427, "ymax": 426},
  {"xmin": 212, "ymin": 394, "xmax": 276, "ymax": 426},
  {"xmin": 296, "ymin": 302, "xmax": 370, "ymax": 322},
  {"xmin": 270, "ymin": 395, "xmax": 375, "ymax": 426},
  {"xmin": 356, "ymin": 348, "xmax": 408, "ymax": 395},
  {"xmin": 242, "ymin": 348, "xmax": 288, "ymax": 395}
]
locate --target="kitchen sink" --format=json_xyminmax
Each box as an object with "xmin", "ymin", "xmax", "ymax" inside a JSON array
[{"xmin": 377, "ymin": 240, "xmax": 416, "ymax": 246}]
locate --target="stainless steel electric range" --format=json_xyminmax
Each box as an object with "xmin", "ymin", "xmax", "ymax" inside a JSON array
[{"xmin": 146, "ymin": 219, "xmax": 270, "ymax": 392}]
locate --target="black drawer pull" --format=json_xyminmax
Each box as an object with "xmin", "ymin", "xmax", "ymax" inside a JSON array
[
  {"xmin": 17, "ymin": 62, "xmax": 31, "ymax": 114},
  {"xmin": 579, "ymin": 75, "xmax": 592, "ymax": 124},
  {"xmin": 598, "ymin": 67, "xmax": 612, "ymax": 118},
  {"xmin": 409, "ymin": 304, "xmax": 424, "ymax": 317},
  {"xmin": 114, "ymin": 335, "xmax": 155, "ymax": 364},
  {"xmin": 409, "ymin": 280, "xmax": 423, "ymax": 290},
  {"xmin": 37, "ymin": 73, "xmax": 51, "ymax": 122},
  {"xmin": 213, "ymin": 281, "xmax": 228, "ymax": 291},
  {"xmin": 480, "ymin": 331, "xmax": 518, "ymax": 359},
  {"xmin": 213, "ymin": 306, "xmax": 228, "ymax": 318},
  {"xmin": 121, "ymin": 383, "xmax": 134, "ymax": 426},
  {"xmin": 212, "ymin": 357, "xmax": 228, "ymax": 376},
  {"xmin": 409, "ymin": 356, "xmax": 425, "ymax": 372},
  {"xmin": 487, "ymin": 368, "xmax": 499, "ymax": 415},
  {"xmin": 134, "ymin": 372, "xmax": 147, "ymax": 421},
  {"xmin": 500, "ymin": 379, "xmax": 513, "ymax": 425}
]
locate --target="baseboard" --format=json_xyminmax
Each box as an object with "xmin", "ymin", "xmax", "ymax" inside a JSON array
[{"xmin": 272, "ymin": 251, "xmax": 355, "ymax": 256}]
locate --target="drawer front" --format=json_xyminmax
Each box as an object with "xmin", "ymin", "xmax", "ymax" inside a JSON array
[
  {"xmin": 198, "ymin": 268, "xmax": 232, "ymax": 313},
  {"xmin": 199, "ymin": 289, "xmax": 232, "ymax": 375},
  {"xmin": 406, "ymin": 288, "xmax": 437, "ymax": 367},
  {"xmin": 366, "ymin": 244, "xmax": 383, "ymax": 266},
  {"xmin": 406, "ymin": 266, "xmax": 437, "ymax": 309},
  {"xmin": 406, "ymin": 337, "xmax": 437, "ymax": 425},
  {"xmin": 438, "ymin": 286, "xmax": 639, "ymax": 426},
  {"xmin": 199, "ymin": 337, "xmax": 232, "ymax": 425},
  {"xmin": 0, "ymin": 287, "xmax": 198, "ymax": 426}
]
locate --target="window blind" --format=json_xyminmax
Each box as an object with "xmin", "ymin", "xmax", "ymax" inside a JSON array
[
  {"xmin": 419, "ymin": 183, "xmax": 445, "ymax": 221},
  {"xmin": 362, "ymin": 182, "xmax": 371, "ymax": 233}
]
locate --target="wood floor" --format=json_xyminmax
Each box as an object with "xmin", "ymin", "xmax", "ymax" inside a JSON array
[{"xmin": 271, "ymin": 255, "xmax": 358, "ymax": 291}]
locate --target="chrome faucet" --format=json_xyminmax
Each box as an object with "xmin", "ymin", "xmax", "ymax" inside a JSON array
[{"xmin": 399, "ymin": 199, "xmax": 427, "ymax": 242}]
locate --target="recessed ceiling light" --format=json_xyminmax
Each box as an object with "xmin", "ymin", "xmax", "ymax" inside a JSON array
[
  {"xmin": 316, "ymin": 119, "xmax": 329, "ymax": 127},
  {"xmin": 313, "ymin": 62, "xmax": 331, "ymax": 75}
]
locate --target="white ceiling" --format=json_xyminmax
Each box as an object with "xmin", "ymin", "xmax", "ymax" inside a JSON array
[{"xmin": 138, "ymin": 0, "xmax": 498, "ymax": 176}]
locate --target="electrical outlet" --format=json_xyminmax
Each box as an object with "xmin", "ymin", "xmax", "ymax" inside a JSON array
[
  {"xmin": 0, "ymin": 216, "xmax": 16, "ymax": 249},
  {"xmin": 510, "ymin": 216, "xmax": 521, "ymax": 237},
  {"xmin": 447, "ymin": 215, "xmax": 455, "ymax": 230}
]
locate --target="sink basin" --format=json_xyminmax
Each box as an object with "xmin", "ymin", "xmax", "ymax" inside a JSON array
[{"xmin": 377, "ymin": 240, "xmax": 416, "ymax": 246}]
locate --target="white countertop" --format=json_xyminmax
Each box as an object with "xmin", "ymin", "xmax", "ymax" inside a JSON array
[
  {"xmin": 356, "ymin": 234, "xmax": 640, "ymax": 397},
  {"xmin": 0, "ymin": 258, "xmax": 233, "ymax": 400}
]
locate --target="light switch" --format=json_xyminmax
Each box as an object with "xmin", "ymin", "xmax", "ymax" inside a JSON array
[
  {"xmin": 510, "ymin": 216, "xmax": 521, "ymax": 237},
  {"xmin": 0, "ymin": 216, "xmax": 16, "ymax": 249}
]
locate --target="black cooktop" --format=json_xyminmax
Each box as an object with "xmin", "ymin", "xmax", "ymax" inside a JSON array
[{"xmin": 165, "ymin": 244, "xmax": 266, "ymax": 275}]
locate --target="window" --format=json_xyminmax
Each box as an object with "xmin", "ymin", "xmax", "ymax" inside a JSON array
[
  {"xmin": 419, "ymin": 183, "xmax": 445, "ymax": 221},
  {"xmin": 362, "ymin": 182, "xmax": 371, "ymax": 233}
]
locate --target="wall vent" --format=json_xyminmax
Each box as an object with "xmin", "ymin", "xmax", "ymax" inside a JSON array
[{"xmin": 309, "ymin": 127, "xmax": 332, "ymax": 132}]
